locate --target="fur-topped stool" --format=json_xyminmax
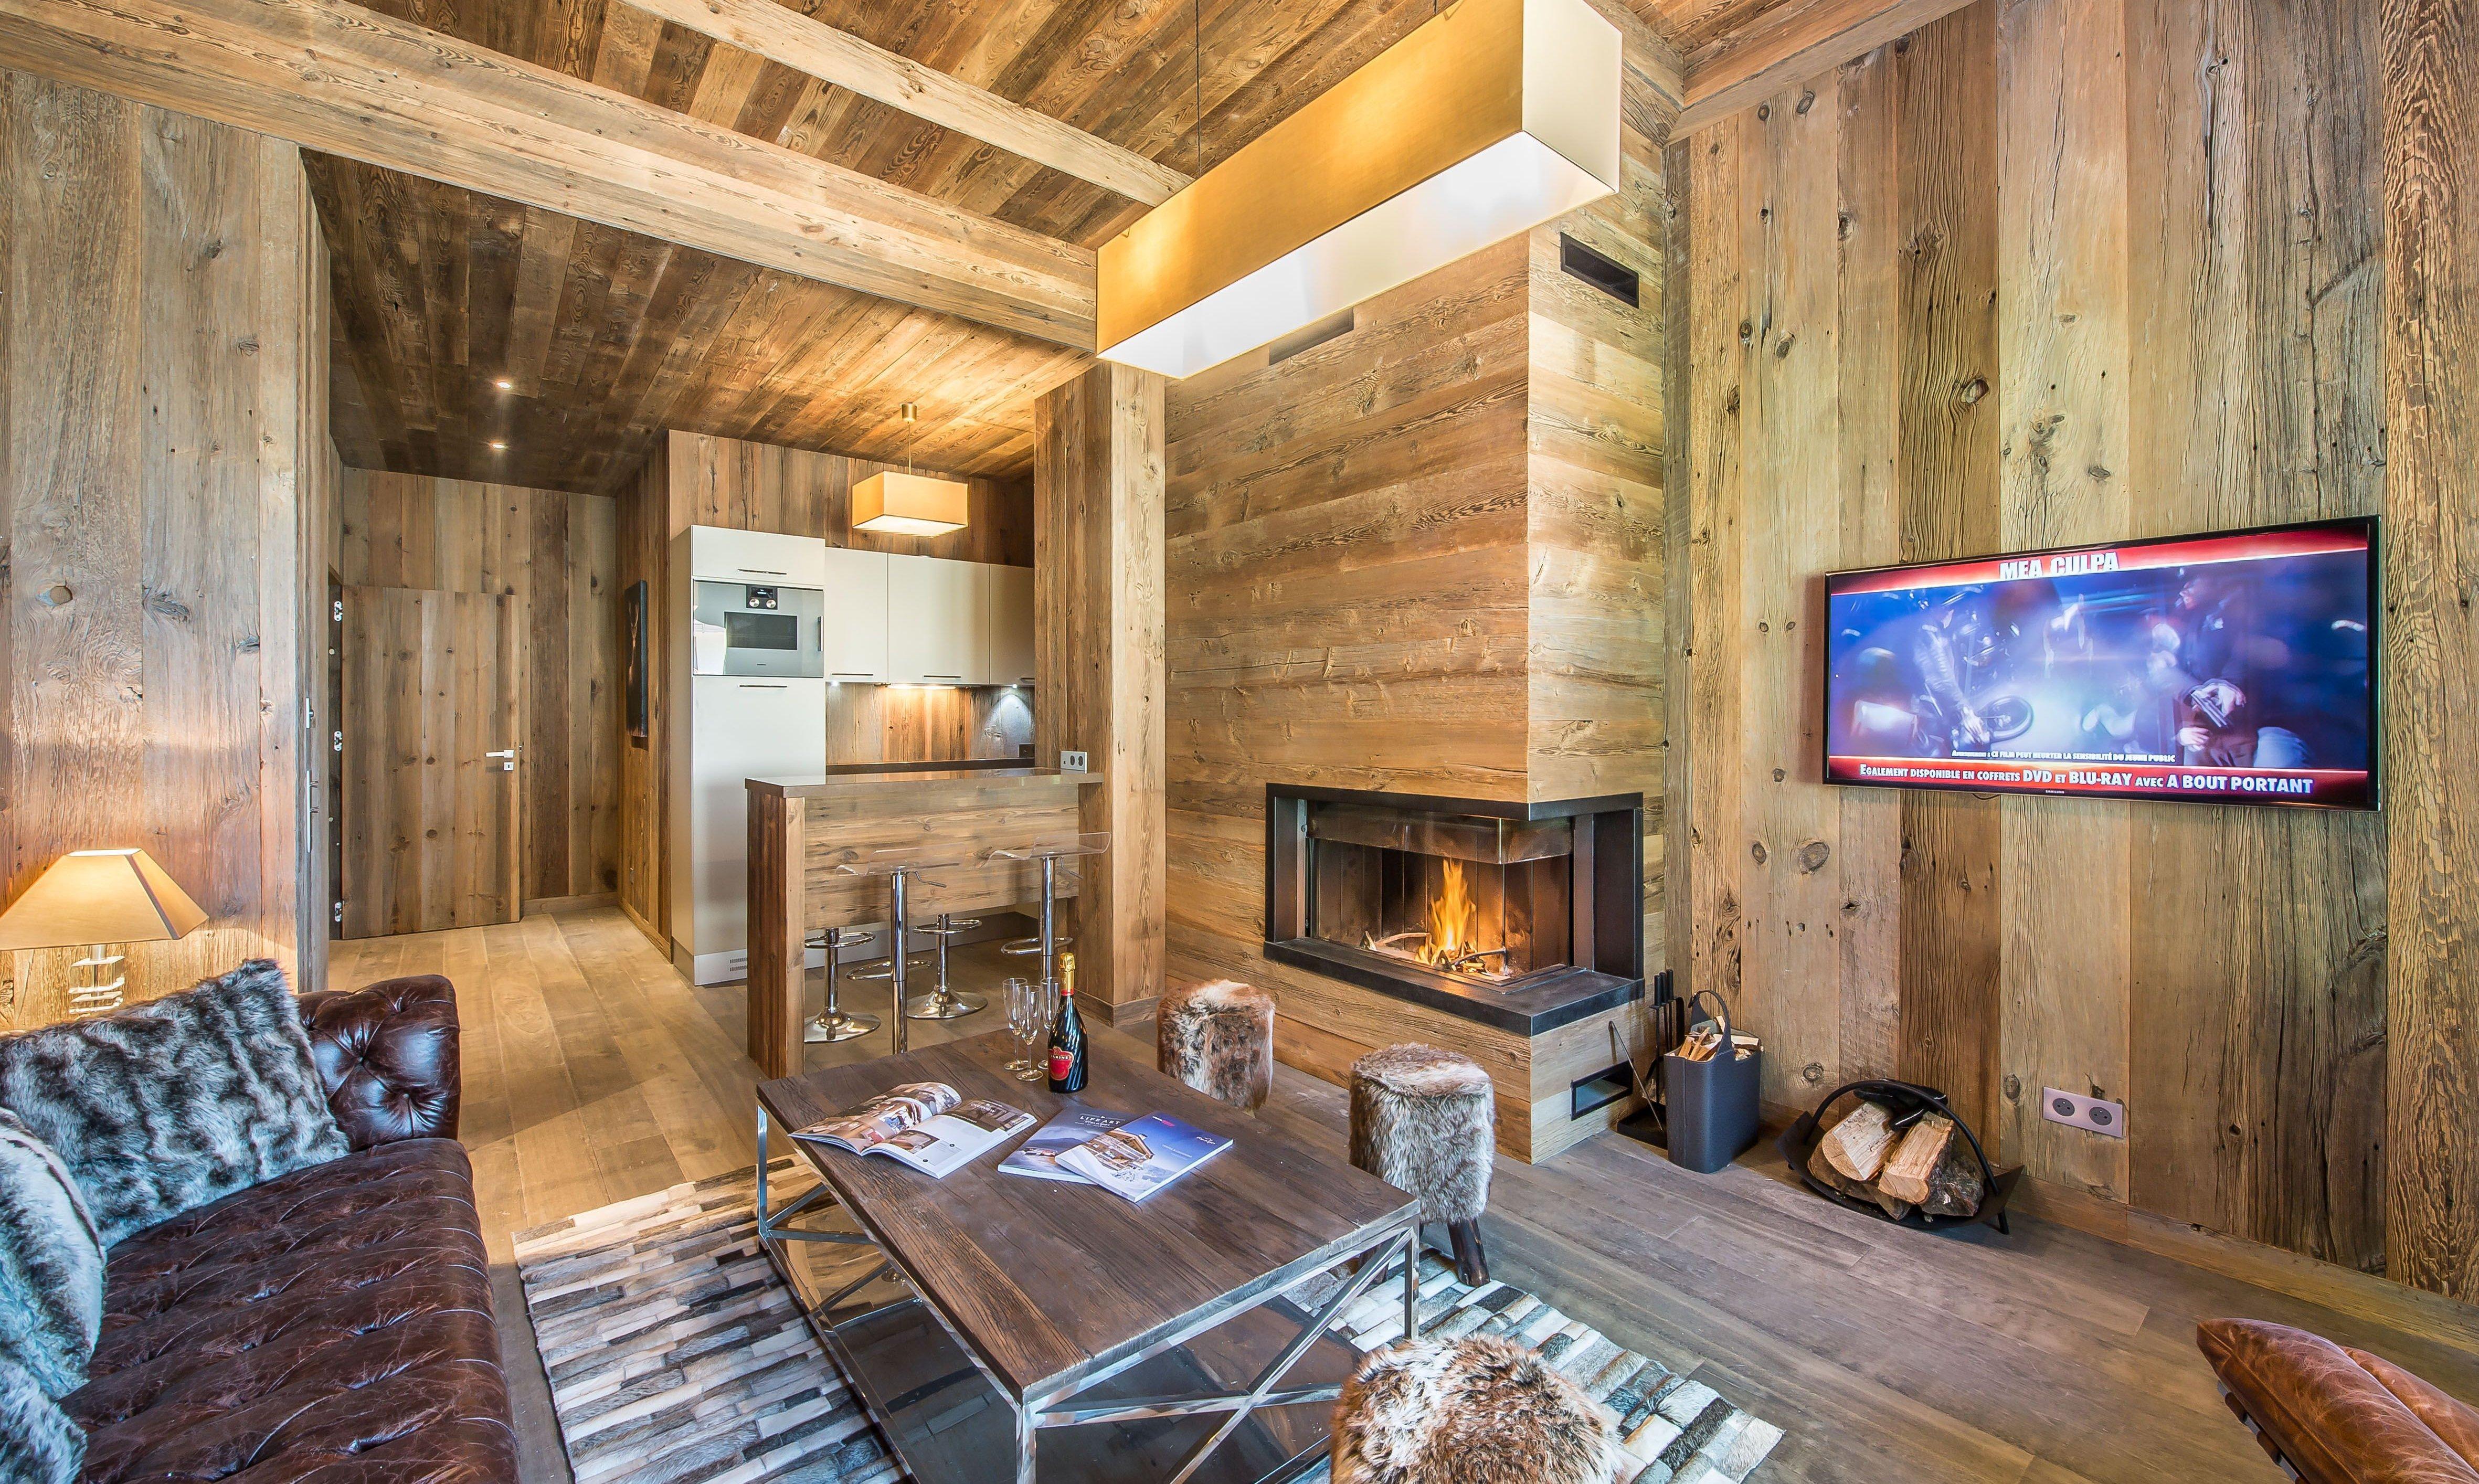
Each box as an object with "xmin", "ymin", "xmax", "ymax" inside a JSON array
[
  {"xmin": 1331, "ymin": 1335, "xmax": 1616, "ymax": 1484},
  {"xmin": 1156, "ymin": 980, "xmax": 1277, "ymax": 1111},
  {"xmin": 1350, "ymin": 1044, "xmax": 1493, "ymax": 1285}
]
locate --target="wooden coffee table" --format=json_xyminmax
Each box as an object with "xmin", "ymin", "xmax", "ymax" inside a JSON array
[{"xmin": 755, "ymin": 1030, "xmax": 1421, "ymax": 1484}]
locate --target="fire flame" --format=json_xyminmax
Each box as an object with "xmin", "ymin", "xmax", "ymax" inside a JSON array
[{"xmin": 1415, "ymin": 860, "xmax": 1480, "ymax": 968}]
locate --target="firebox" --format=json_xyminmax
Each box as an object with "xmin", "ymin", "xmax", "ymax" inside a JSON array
[{"xmin": 1264, "ymin": 785, "xmax": 1644, "ymax": 1036}]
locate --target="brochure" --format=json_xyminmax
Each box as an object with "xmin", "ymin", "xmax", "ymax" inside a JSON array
[
  {"xmin": 1054, "ymin": 1110, "xmax": 1233, "ymax": 1203},
  {"xmin": 997, "ymin": 1104, "xmax": 1130, "ymax": 1183},
  {"xmin": 792, "ymin": 1081, "xmax": 1034, "ymax": 1179}
]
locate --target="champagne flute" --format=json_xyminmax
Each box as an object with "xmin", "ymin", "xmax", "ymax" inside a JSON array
[{"xmin": 1002, "ymin": 977, "xmax": 1042, "ymax": 1080}]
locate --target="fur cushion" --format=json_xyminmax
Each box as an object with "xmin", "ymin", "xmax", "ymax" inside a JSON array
[
  {"xmin": 0, "ymin": 1351, "xmax": 84, "ymax": 1484},
  {"xmin": 1332, "ymin": 1335, "xmax": 1616, "ymax": 1484},
  {"xmin": 0, "ymin": 960, "xmax": 349, "ymax": 1247},
  {"xmin": 1350, "ymin": 1044, "xmax": 1493, "ymax": 1226},
  {"xmin": 0, "ymin": 1110, "xmax": 101, "ymax": 1397},
  {"xmin": 1157, "ymin": 979, "xmax": 1277, "ymax": 1111}
]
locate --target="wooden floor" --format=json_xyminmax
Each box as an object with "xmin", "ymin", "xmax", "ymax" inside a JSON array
[{"xmin": 329, "ymin": 908, "xmax": 2479, "ymax": 1484}]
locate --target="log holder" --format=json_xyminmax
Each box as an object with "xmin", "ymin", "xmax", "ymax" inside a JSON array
[{"xmin": 1778, "ymin": 1079, "xmax": 2023, "ymax": 1235}]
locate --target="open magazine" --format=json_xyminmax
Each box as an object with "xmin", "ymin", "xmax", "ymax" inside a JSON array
[
  {"xmin": 793, "ymin": 1081, "xmax": 1033, "ymax": 1179},
  {"xmin": 998, "ymin": 1104, "xmax": 1130, "ymax": 1184},
  {"xmin": 1054, "ymin": 1111, "xmax": 1233, "ymax": 1203}
]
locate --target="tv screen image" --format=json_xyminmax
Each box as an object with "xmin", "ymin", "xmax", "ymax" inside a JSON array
[{"xmin": 1823, "ymin": 520, "xmax": 2378, "ymax": 809}]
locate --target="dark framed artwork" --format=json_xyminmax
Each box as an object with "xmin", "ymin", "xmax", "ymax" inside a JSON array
[{"xmin": 624, "ymin": 579, "xmax": 649, "ymax": 745}]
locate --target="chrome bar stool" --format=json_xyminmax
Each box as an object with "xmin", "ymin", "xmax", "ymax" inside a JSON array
[
  {"xmin": 802, "ymin": 925, "xmax": 879, "ymax": 1044},
  {"xmin": 822, "ymin": 846, "xmax": 964, "ymax": 1055},
  {"xmin": 902, "ymin": 914, "xmax": 987, "ymax": 1021},
  {"xmin": 980, "ymin": 831, "xmax": 1111, "ymax": 1004}
]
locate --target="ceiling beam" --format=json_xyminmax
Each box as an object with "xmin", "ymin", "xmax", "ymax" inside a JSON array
[
  {"xmin": 0, "ymin": 0, "xmax": 1098, "ymax": 348},
  {"xmin": 1672, "ymin": 0, "xmax": 1980, "ymax": 134},
  {"xmin": 631, "ymin": 0, "xmax": 1193, "ymax": 207}
]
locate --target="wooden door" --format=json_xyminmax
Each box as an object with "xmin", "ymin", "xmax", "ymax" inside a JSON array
[{"xmin": 338, "ymin": 586, "xmax": 523, "ymax": 937}]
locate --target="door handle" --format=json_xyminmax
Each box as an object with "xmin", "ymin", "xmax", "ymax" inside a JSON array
[
  {"xmin": 486, "ymin": 749, "xmax": 517, "ymax": 758},
  {"xmin": 737, "ymin": 567, "xmax": 788, "ymax": 576}
]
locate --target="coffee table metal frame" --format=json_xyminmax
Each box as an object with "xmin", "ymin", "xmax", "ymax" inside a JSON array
[{"xmin": 754, "ymin": 1104, "xmax": 1421, "ymax": 1484}]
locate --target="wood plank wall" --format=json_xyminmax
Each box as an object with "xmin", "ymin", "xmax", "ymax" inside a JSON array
[
  {"xmin": 613, "ymin": 429, "xmax": 1039, "ymax": 948},
  {"xmin": 336, "ymin": 468, "xmax": 622, "ymax": 908},
  {"xmin": 2381, "ymin": 0, "xmax": 2479, "ymax": 1299},
  {"xmin": 0, "ymin": 73, "xmax": 324, "ymax": 1022},
  {"xmin": 1671, "ymin": 0, "xmax": 2397, "ymax": 1277},
  {"xmin": 1160, "ymin": 18, "xmax": 1673, "ymax": 1148}
]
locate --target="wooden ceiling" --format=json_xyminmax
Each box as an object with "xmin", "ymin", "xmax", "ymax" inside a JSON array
[{"xmin": 315, "ymin": 0, "xmax": 1788, "ymax": 495}]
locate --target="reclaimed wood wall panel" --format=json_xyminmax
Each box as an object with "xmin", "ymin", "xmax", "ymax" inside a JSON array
[
  {"xmin": 0, "ymin": 76, "xmax": 319, "ymax": 1023},
  {"xmin": 1525, "ymin": 31, "xmax": 1673, "ymax": 969},
  {"xmin": 1035, "ymin": 362, "xmax": 1168, "ymax": 1020},
  {"xmin": 337, "ymin": 468, "xmax": 622, "ymax": 907},
  {"xmin": 2382, "ymin": 0, "xmax": 2479, "ymax": 1299},
  {"xmin": 1672, "ymin": 0, "xmax": 2399, "ymax": 1277},
  {"xmin": 1161, "ymin": 31, "xmax": 1676, "ymax": 1159}
]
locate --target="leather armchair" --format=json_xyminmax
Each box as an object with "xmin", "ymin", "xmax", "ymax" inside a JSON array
[
  {"xmin": 299, "ymin": 974, "xmax": 462, "ymax": 1147},
  {"xmin": 2198, "ymin": 1318, "xmax": 2479, "ymax": 1483}
]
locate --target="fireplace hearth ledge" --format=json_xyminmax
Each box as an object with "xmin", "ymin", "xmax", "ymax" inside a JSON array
[{"xmin": 1263, "ymin": 937, "xmax": 1640, "ymax": 1035}]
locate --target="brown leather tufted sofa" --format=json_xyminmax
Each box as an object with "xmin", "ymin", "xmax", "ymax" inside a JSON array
[
  {"xmin": 2198, "ymin": 1318, "xmax": 2479, "ymax": 1483},
  {"xmin": 59, "ymin": 974, "xmax": 519, "ymax": 1484}
]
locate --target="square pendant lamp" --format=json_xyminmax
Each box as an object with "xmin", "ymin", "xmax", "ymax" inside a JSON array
[
  {"xmin": 852, "ymin": 469, "xmax": 971, "ymax": 537},
  {"xmin": 1096, "ymin": 0, "xmax": 1620, "ymax": 379}
]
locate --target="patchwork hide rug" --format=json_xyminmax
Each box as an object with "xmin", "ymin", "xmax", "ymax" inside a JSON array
[{"xmin": 513, "ymin": 1162, "xmax": 1782, "ymax": 1484}]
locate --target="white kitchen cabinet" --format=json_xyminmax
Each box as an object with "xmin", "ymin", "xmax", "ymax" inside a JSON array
[
  {"xmin": 985, "ymin": 564, "xmax": 1036, "ymax": 686},
  {"xmin": 686, "ymin": 525, "xmax": 825, "ymax": 586},
  {"xmin": 819, "ymin": 546, "xmax": 891, "ymax": 681},
  {"xmin": 887, "ymin": 554, "xmax": 989, "ymax": 684},
  {"xmin": 669, "ymin": 674, "xmax": 825, "ymax": 983}
]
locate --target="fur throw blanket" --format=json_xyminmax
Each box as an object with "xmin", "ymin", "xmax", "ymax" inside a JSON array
[
  {"xmin": 0, "ymin": 960, "xmax": 348, "ymax": 1246},
  {"xmin": 0, "ymin": 1110, "xmax": 101, "ymax": 1398},
  {"xmin": 1332, "ymin": 1335, "xmax": 1617, "ymax": 1484}
]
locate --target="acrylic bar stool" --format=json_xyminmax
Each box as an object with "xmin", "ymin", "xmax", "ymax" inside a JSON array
[
  {"xmin": 902, "ymin": 914, "xmax": 987, "ymax": 1021},
  {"xmin": 822, "ymin": 846, "xmax": 965, "ymax": 1055},
  {"xmin": 802, "ymin": 925, "xmax": 879, "ymax": 1044},
  {"xmin": 979, "ymin": 831, "xmax": 1110, "ymax": 1002}
]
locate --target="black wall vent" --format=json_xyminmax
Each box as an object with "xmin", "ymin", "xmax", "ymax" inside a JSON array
[
  {"xmin": 1268, "ymin": 308, "xmax": 1355, "ymax": 364},
  {"xmin": 1559, "ymin": 234, "xmax": 1638, "ymax": 308}
]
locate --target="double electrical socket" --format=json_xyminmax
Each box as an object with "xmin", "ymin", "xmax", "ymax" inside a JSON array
[
  {"xmin": 1058, "ymin": 750, "xmax": 1090, "ymax": 772},
  {"xmin": 2042, "ymin": 1088, "xmax": 2126, "ymax": 1139}
]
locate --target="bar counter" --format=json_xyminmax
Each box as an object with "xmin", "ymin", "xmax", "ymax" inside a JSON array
[{"xmin": 744, "ymin": 765, "xmax": 1104, "ymax": 1078}]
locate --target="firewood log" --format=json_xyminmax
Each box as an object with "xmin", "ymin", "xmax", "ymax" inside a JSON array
[
  {"xmin": 1810, "ymin": 1154, "xmax": 1915, "ymax": 1220},
  {"xmin": 1919, "ymin": 1134, "xmax": 1988, "ymax": 1219},
  {"xmin": 1818, "ymin": 1100, "xmax": 1898, "ymax": 1183},
  {"xmin": 1877, "ymin": 1113, "xmax": 1956, "ymax": 1205}
]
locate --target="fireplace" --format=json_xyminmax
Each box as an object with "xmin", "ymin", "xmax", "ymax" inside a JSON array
[{"xmin": 1264, "ymin": 786, "xmax": 1644, "ymax": 1035}]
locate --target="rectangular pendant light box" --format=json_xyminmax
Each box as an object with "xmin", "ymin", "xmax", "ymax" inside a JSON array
[
  {"xmin": 852, "ymin": 470, "xmax": 971, "ymax": 537},
  {"xmin": 1096, "ymin": 0, "xmax": 1619, "ymax": 379}
]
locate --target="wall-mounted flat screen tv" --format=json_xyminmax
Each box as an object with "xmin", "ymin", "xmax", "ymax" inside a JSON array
[{"xmin": 1824, "ymin": 518, "xmax": 2379, "ymax": 810}]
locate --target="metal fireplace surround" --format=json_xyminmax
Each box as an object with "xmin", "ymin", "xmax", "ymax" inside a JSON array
[{"xmin": 1263, "ymin": 784, "xmax": 1644, "ymax": 1036}]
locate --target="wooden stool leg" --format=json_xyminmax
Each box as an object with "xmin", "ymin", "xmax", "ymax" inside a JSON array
[{"xmin": 1446, "ymin": 1220, "xmax": 1488, "ymax": 1286}]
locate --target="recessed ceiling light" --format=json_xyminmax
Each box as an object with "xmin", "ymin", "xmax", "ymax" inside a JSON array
[
  {"xmin": 488, "ymin": 440, "xmax": 508, "ymax": 451},
  {"xmin": 493, "ymin": 377, "xmax": 514, "ymax": 390}
]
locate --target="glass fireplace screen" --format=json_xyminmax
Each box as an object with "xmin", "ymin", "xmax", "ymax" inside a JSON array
[{"xmin": 1303, "ymin": 801, "xmax": 1573, "ymax": 984}]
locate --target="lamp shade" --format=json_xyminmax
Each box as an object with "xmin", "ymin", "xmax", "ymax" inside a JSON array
[
  {"xmin": 0, "ymin": 849, "xmax": 208, "ymax": 950},
  {"xmin": 1096, "ymin": 0, "xmax": 1619, "ymax": 379},
  {"xmin": 851, "ymin": 471, "xmax": 970, "ymax": 537}
]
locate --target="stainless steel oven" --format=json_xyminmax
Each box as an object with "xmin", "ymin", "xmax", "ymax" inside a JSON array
[{"xmin": 690, "ymin": 579, "xmax": 826, "ymax": 678}]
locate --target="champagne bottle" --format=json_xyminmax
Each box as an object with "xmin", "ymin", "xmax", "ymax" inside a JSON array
[{"xmin": 1046, "ymin": 952, "xmax": 1088, "ymax": 1094}]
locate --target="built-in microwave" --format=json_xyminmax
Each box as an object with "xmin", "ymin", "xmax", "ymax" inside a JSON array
[{"xmin": 690, "ymin": 579, "xmax": 826, "ymax": 677}]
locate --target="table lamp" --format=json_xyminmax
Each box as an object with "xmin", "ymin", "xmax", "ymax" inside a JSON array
[{"xmin": 0, "ymin": 849, "xmax": 207, "ymax": 1016}]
